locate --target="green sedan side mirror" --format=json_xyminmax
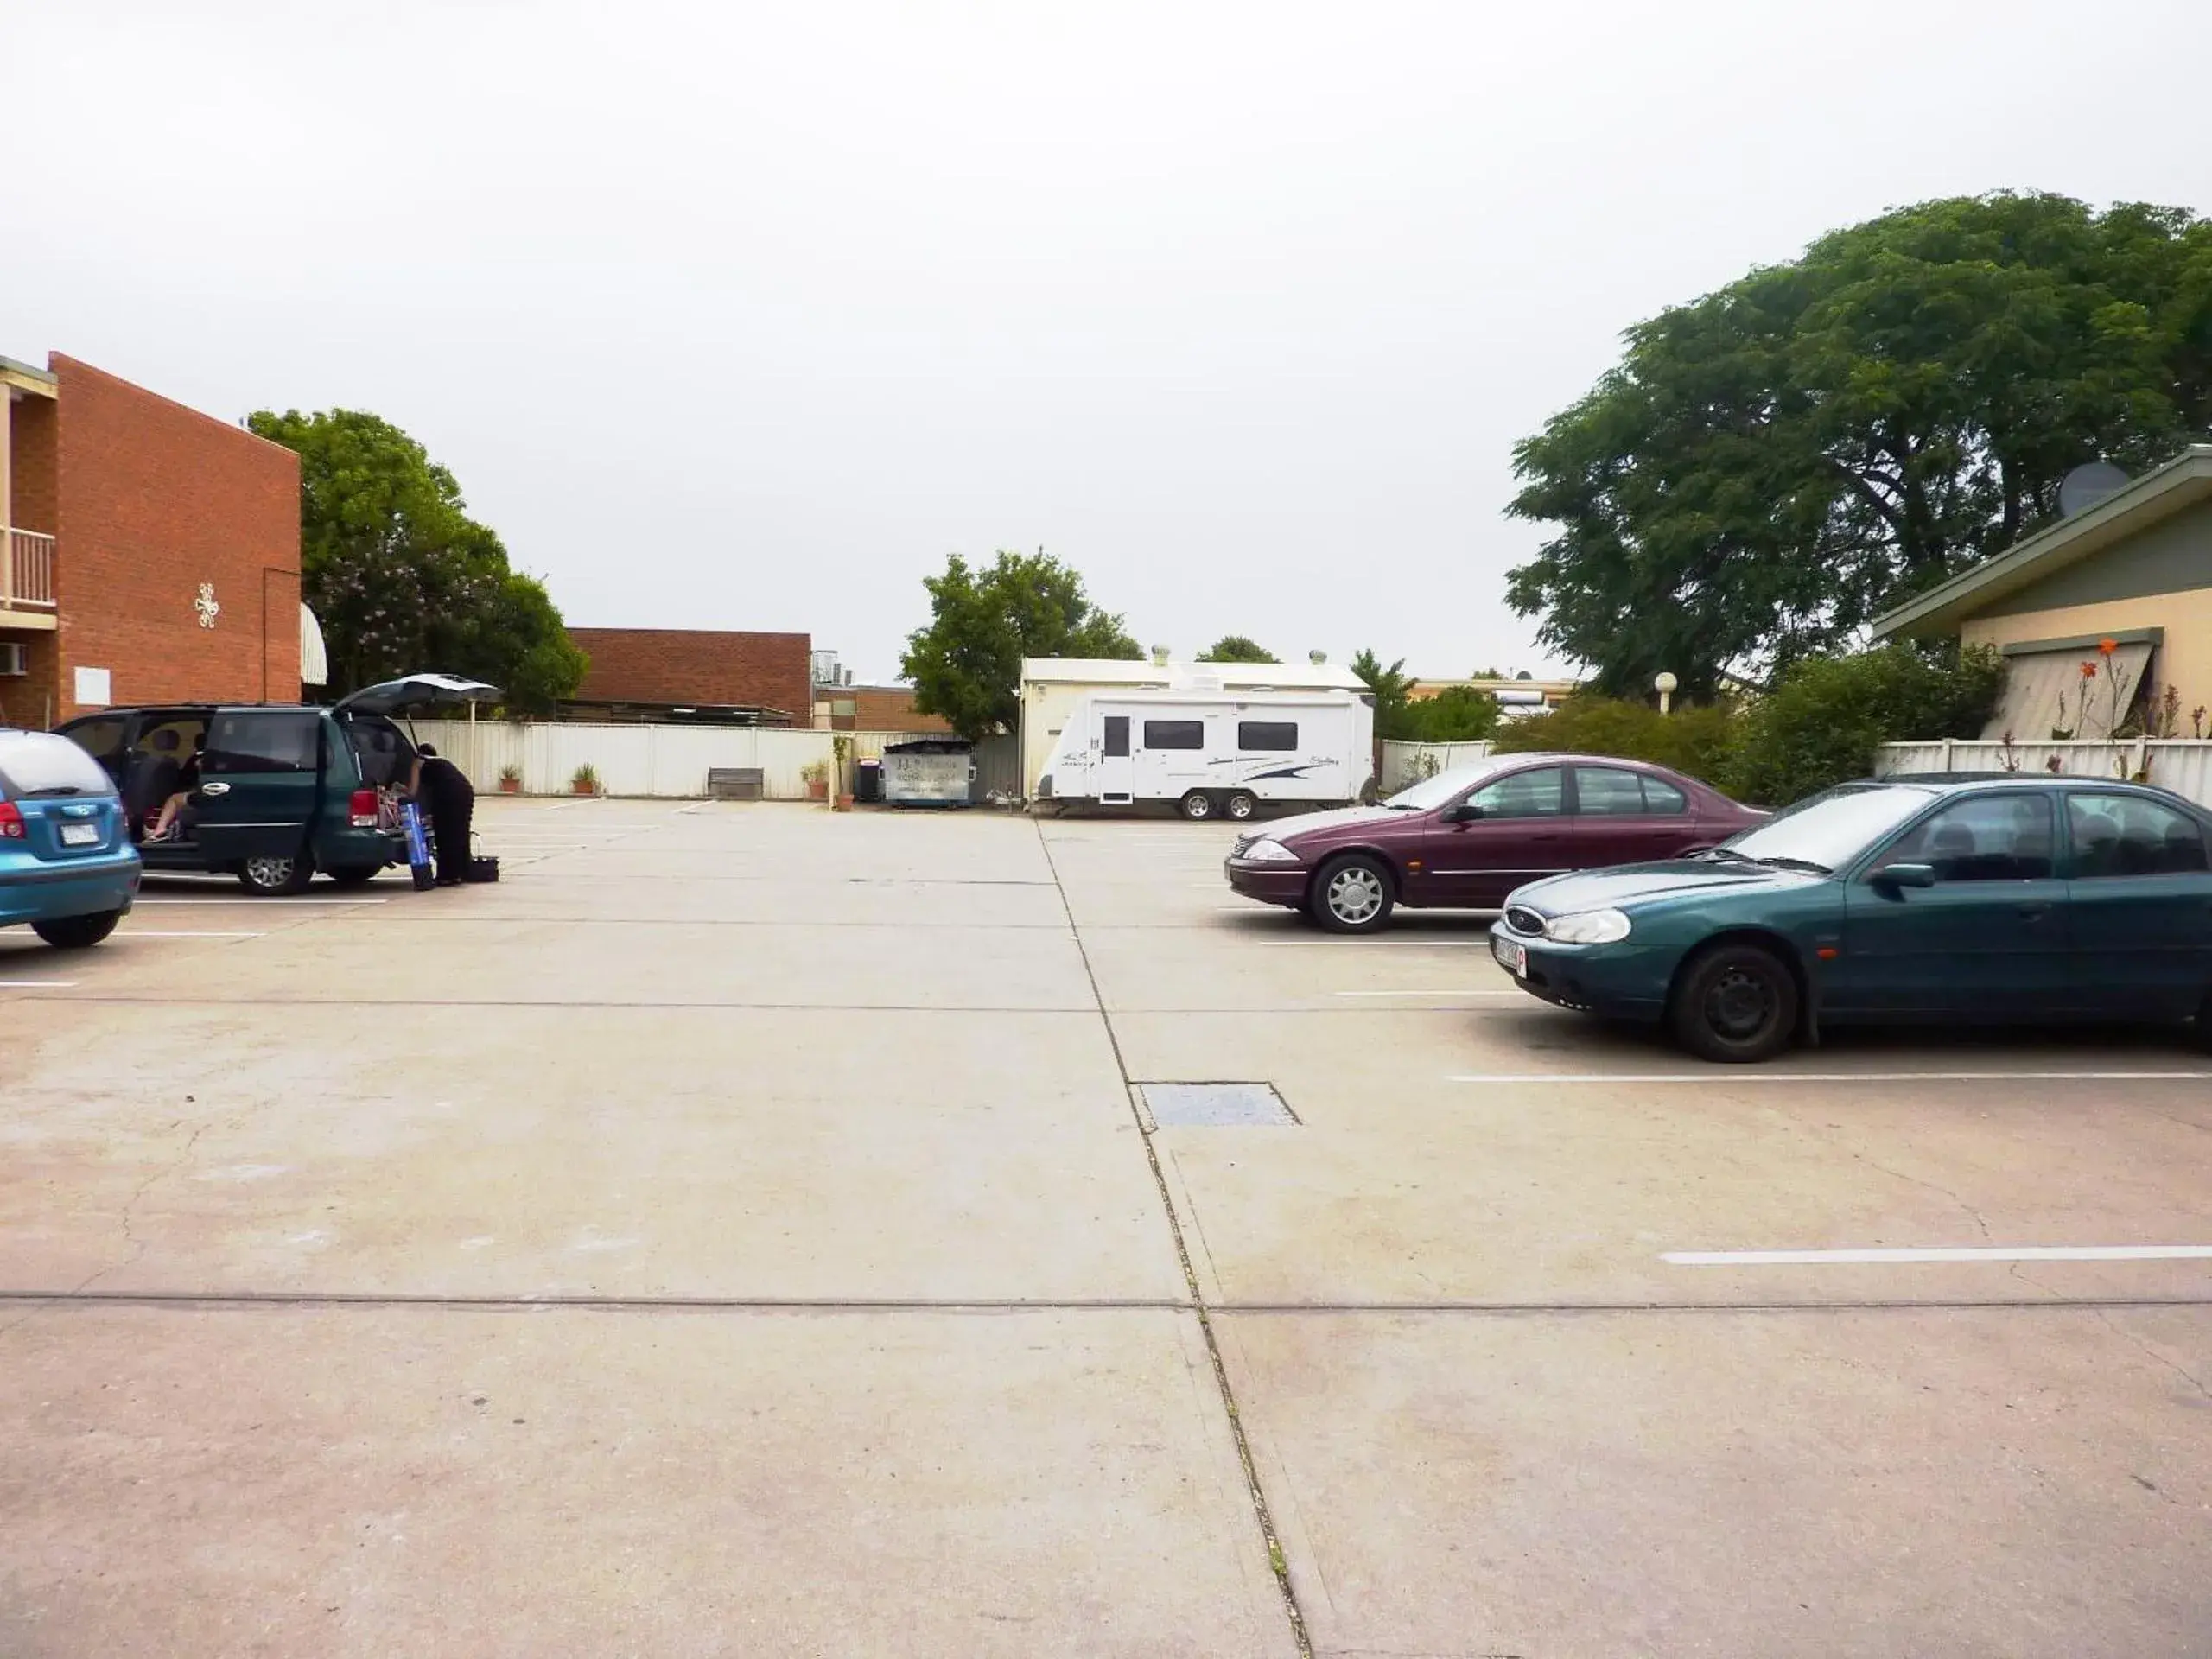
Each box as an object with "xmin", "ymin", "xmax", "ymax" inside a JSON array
[{"xmin": 1874, "ymin": 862, "xmax": 1937, "ymax": 890}]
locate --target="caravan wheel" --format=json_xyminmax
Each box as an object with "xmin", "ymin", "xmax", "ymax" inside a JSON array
[
  {"xmin": 1179, "ymin": 791, "xmax": 1216, "ymax": 822},
  {"xmin": 1225, "ymin": 791, "xmax": 1257, "ymax": 821}
]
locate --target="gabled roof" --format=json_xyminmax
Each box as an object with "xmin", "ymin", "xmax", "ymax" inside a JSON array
[{"xmin": 1872, "ymin": 446, "xmax": 2212, "ymax": 639}]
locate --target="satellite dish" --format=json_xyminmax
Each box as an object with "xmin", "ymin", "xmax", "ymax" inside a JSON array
[{"xmin": 2058, "ymin": 461, "xmax": 2130, "ymax": 518}]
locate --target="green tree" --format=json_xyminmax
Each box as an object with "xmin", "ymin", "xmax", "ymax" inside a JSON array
[
  {"xmin": 1508, "ymin": 193, "xmax": 2212, "ymax": 694},
  {"xmin": 247, "ymin": 409, "xmax": 585, "ymax": 712},
  {"xmin": 901, "ymin": 550, "xmax": 1141, "ymax": 740},
  {"xmin": 1400, "ymin": 684, "xmax": 1502, "ymax": 742},
  {"xmin": 1350, "ymin": 648, "xmax": 1416, "ymax": 740},
  {"xmin": 1197, "ymin": 634, "xmax": 1279, "ymax": 664}
]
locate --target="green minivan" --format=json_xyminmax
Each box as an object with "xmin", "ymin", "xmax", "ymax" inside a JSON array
[{"xmin": 58, "ymin": 674, "xmax": 497, "ymax": 895}]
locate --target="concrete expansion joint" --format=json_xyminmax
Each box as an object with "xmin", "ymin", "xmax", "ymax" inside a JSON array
[{"xmin": 1034, "ymin": 819, "xmax": 1315, "ymax": 1659}]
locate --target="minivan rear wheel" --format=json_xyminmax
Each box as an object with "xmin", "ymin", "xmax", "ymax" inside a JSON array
[
  {"xmin": 238, "ymin": 853, "xmax": 315, "ymax": 897},
  {"xmin": 33, "ymin": 909, "xmax": 121, "ymax": 949}
]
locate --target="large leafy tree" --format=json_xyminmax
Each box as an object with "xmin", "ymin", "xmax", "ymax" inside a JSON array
[
  {"xmin": 901, "ymin": 550, "xmax": 1141, "ymax": 739},
  {"xmin": 1350, "ymin": 648, "xmax": 1416, "ymax": 739},
  {"xmin": 248, "ymin": 409, "xmax": 587, "ymax": 712},
  {"xmin": 1197, "ymin": 634, "xmax": 1279, "ymax": 664},
  {"xmin": 1508, "ymin": 193, "xmax": 2212, "ymax": 695}
]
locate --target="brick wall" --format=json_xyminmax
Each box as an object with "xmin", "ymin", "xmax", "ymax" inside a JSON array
[
  {"xmin": 849, "ymin": 686, "xmax": 952, "ymax": 733},
  {"xmin": 51, "ymin": 354, "xmax": 302, "ymax": 721},
  {"xmin": 567, "ymin": 628, "xmax": 812, "ymax": 723}
]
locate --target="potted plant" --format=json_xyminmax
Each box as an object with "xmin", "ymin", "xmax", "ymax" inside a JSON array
[
  {"xmin": 801, "ymin": 760, "xmax": 830, "ymax": 802},
  {"xmin": 498, "ymin": 763, "xmax": 523, "ymax": 795},
  {"xmin": 571, "ymin": 762, "xmax": 601, "ymax": 798},
  {"xmin": 831, "ymin": 736, "xmax": 855, "ymax": 811}
]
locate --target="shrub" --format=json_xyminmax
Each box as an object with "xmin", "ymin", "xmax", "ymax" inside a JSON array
[
  {"xmin": 1722, "ymin": 644, "xmax": 2005, "ymax": 806},
  {"xmin": 1493, "ymin": 696, "xmax": 1735, "ymax": 781},
  {"xmin": 1399, "ymin": 684, "xmax": 1503, "ymax": 743}
]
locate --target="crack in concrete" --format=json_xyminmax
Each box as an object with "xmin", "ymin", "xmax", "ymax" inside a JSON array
[
  {"xmin": 0, "ymin": 1116, "xmax": 207, "ymax": 1345},
  {"xmin": 2090, "ymin": 1306, "xmax": 2212, "ymax": 1404}
]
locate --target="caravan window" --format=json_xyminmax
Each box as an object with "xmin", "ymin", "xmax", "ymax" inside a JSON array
[
  {"xmin": 1142, "ymin": 720, "xmax": 1205, "ymax": 750},
  {"xmin": 1102, "ymin": 716, "xmax": 1130, "ymax": 758},
  {"xmin": 1237, "ymin": 721, "xmax": 1298, "ymax": 752}
]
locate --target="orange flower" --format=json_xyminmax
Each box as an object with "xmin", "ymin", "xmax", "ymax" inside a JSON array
[
  {"xmin": 2079, "ymin": 661, "xmax": 2098, "ymax": 679},
  {"xmin": 2097, "ymin": 638, "xmax": 2119, "ymax": 655}
]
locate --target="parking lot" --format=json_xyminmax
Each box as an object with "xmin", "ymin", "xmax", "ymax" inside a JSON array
[{"xmin": 4, "ymin": 797, "xmax": 2209, "ymax": 1656}]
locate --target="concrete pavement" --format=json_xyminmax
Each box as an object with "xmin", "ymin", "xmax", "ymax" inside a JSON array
[{"xmin": 2, "ymin": 798, "xmax": 2208, "ymax": 1655}]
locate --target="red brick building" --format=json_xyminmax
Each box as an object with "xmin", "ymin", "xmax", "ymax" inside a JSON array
[
  {"xmin": 564, "ymin": 627, "xmax": 812, "ymax": 725},
  {"xmin": 2, "ymin": 352, "xmax": 302, "ymax": 728}
]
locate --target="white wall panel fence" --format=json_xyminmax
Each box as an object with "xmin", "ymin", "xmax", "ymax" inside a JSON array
[
  {"xmin": 1876, "ymin": 740, "xmax": 2212, "ymax": 809},
  {"xmin": 1380, "ymin": 740, "xmax": 1496, "ymax": 794},
  {"xmin": 407, "ymin": 721, "xmax": 948, "ymax": 800}
]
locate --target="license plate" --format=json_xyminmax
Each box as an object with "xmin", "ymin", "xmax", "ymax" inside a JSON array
[
  {"xmin": 1491, "ymin": 934, "xmax": 1527, "ymax": 976},
  {"xmin": 59, "ymin": 823, "xmax": 100, "ymax": 847}
]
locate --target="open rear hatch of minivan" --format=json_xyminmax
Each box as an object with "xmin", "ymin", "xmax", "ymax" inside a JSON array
[{"xmin": 332, "ymin": 674, "xmax": 502, "ymax": 716}]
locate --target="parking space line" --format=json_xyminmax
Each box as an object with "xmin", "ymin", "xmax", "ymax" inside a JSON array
[
  {"xmin": 1450, "ymin": 1070, "xmax": 2212, "ymax": 1084},
  {"xmin": 1664, "ymin": 1244, "xmax": 2212, "ymax": 1265},
  {"xmin": 1337, "ymin": 988, "xmax": 1514, "ymax": 997},
  {"xmin": 0, "ymin": 979, "xmax": 79, "ymax": 988},
  {"xmin": 133, "ymin": 898, "xmax": 389, "ymax": 906},
  {"xmin": 118, "ymin": 930, "xmax": 268, "ymax": 939}
]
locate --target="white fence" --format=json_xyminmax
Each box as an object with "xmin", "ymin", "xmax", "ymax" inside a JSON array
[
  {"xmin": 1876, "ymin": 739, "xmax": 2212, "ymax": 809},
  {"xmin": 1379, "ymin": 740, "xmax": 1495, "ymax": 794},
  {"xmin": 407, "ymin": 720, "xmax": 950, "ymax": 800}
]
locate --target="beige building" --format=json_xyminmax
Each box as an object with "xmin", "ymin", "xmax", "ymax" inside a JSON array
[{"xmin": 1872, "ymin": 447, "xmax": 2212, "ymax": 740}]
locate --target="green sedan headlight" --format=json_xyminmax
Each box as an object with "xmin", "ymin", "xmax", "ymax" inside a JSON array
[{"xmin": 1546, "ymin": 908, "xmax": 1632, "ymax": 944}]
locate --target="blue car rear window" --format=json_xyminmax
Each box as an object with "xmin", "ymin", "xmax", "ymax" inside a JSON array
[{"xmin": 0, "ymin": 733, "xmax": 118, "ymax": 798}]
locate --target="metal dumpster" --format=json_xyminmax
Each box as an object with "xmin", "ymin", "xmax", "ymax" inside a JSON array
[{"xmin": 880, "ymin": 738, "xmax": 976, "ymax": 808}]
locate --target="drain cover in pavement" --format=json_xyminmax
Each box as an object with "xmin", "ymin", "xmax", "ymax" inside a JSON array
[{"xmin": 1141, "ymin": 1083, "xmax": 1298, "ymax": 1127}]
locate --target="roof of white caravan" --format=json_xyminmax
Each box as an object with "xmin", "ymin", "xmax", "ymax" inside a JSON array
[
  {"xmin": 1074, "ymin": 686, "xmax": 1367, "ymax": 707},
  {"xmin": 1021, "ymin": 658, "xmax": 1367, "ymax": 691}
]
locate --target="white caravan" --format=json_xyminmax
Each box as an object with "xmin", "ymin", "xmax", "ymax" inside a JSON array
[{"xmin": 1037, "ymin": 688, "xmax": 1375, "ymax": 821}]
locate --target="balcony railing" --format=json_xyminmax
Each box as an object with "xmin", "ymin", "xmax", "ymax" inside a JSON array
[{"xmin": 3, "ymin": 528, "xmax": 55, "ymax": 610}]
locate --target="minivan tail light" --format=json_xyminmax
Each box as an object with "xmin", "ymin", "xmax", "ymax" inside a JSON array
[
  {"xmin": 0, "ymin": 801, "xmax": 22, "ymax": 839},
  {"xmin": 349, "ymin": 788, "xmax": 378, "ymax": 829}
]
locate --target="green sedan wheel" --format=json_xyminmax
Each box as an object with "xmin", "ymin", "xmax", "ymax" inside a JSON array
[{"xmin": 1670, "ymin": 942, "xmax": 1799, "ymax": 1064}]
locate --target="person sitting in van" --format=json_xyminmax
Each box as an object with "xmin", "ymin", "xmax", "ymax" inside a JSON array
[{"xmin": 147, "ymin": 738, "xmax": 206, "ymax": 843}]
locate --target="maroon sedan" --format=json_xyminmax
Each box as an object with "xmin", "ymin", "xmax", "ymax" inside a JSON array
[{"xmin": 1223, "ymin": 753, "xmax": 1764, "ymax": 932}]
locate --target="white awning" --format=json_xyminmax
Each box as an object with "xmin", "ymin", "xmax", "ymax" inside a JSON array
[
  {"xmin": 1980, "ymin": 640, "xmax": 2153, "ymax": 741},
  {"xmin": 301, "ymin": 603, "xmax": 329, "ymax": 688}
]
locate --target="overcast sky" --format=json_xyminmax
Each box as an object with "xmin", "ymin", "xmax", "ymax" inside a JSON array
[{"xmin": 13, "ymin": 2, "xmax": 2210, "ymax": 681}]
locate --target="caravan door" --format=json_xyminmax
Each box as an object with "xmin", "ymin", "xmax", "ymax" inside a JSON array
[{"xmin": 1096, "ymin": 713, "xmax": 1134, "ymax": 804}]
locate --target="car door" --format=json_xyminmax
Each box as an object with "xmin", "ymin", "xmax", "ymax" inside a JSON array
[
  {"xmin": 2062, "ymin": 791, "xmax": 2212, "ymax": 1020},
  {"xmin": 1833, "ymin": 791, "xmax": 2068, "ymax": 1017},
  {"xmin": 192, "ymin": 709, "xmax": 323, "ymax": 866},
  {"xmin": 1422, "ymin": 765, "xmax": 1570, "ymax": 908},
  {"xmin": 1572, "ymin": 765, "xmax": 1699, "ymax": 866}
]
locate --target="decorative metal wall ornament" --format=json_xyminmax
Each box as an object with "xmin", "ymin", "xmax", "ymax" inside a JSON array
[{"xmin": 194, "ymin": 582, "xmax": 221, "ymax": 629}]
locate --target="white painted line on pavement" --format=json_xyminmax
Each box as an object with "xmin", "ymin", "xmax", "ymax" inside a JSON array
[
  {"xmin": 133, "ymin": 898, "xmax": 389, "ymax": 906},
  {"xmin": 0, "ymin": 979, "xmax": 79, "ymax": 988},
  {"xmin": 119, "ymin": 930, "xmax": 268, "ymax": 939},
  {"xmin": 1338, "ymin": 988, "xmax": 1512, "ymax": 997},
  {"xmin": 1449, "ymin": 1070, "xmax": 2212, "ymax": 1084},
  {"xmin": 1664, "ymin": 1244, "xmax": 2212, "ymax": 1266}
]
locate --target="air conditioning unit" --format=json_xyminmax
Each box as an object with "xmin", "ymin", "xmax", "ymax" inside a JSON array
[{"xmin": 0, "ymin": 643, "xmax": 27, "ymax": 677}]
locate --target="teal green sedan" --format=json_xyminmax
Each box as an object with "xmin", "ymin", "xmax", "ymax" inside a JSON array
[{"xmin": 1489, "ymin": 778, "xmax": 2212, "ymax": 1063}]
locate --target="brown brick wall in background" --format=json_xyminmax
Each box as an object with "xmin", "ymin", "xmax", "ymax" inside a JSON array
[
  {"xmin": 567, "ymin": 627, "xmax": 812, "ymax": 723},
  {"xmin": 51, "ymin": 354, "xmax": 302, "ymax": 721}
]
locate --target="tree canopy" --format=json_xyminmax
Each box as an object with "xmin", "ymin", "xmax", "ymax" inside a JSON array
[
  {"xmin": 1506, "ymin": 192, "xmax": 2212, "ymax": 695},
  {"xmin": 1197, "ymin": 634, "xmax": 1279, "ymax": 664},
  {"xmin": 901, "ymin": 550, "xmax": 1141, "ymax": 740},
  {"xmin": 249, "ymin": 408, "xmax": 586, "ymax": 712}
]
